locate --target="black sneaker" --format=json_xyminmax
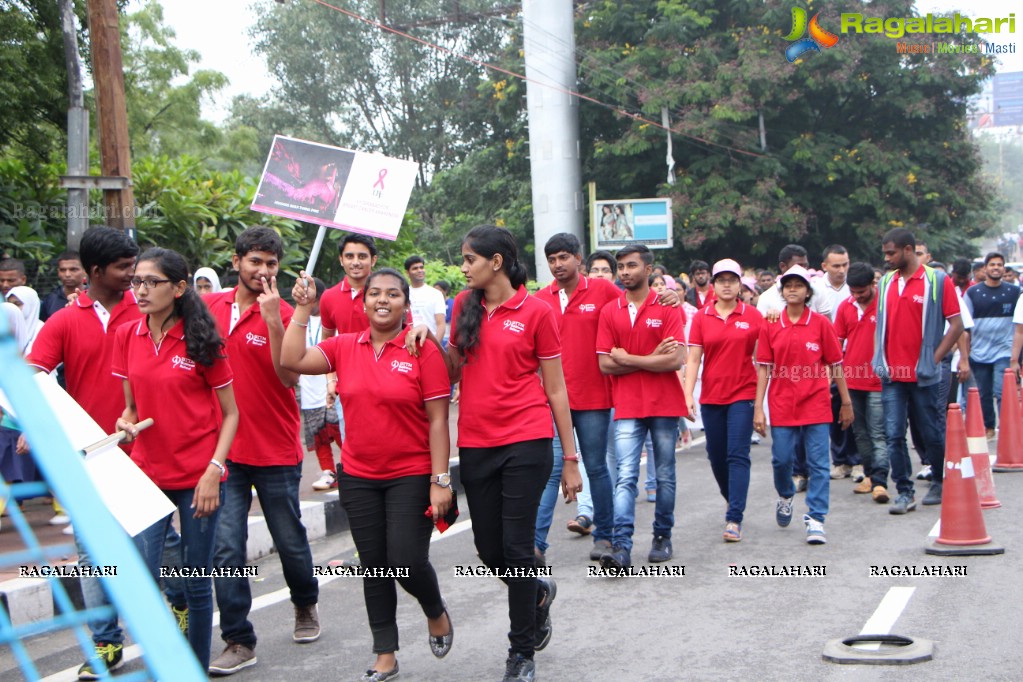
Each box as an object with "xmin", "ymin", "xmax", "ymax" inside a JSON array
[
  {"xmin": 889, "ymin": 493, "xmax": 917, "ymax": 515},
  {"xmin": 598, "ymin": 546, "xmax": 631, "ymax": 571},
  {"xmin": 648, "ymin": 535, "xmax": 673, "ymax": 562},
  {"xmin": 77, "ymin": 642, "xmax": 124, "ymax": 680},
  {"xmin": 534, "ymin": 577, "xmax": 557, "ymax": 651},
  {"xmin": 503, "ymin": 653, "xmax": 536, "ymax": 682},
  {"xmin": 921, "ymin": 482, "xmax": 943, "ymax": 506},
  {"xmin": 588, "ymin": 539, "xmax": 612, "ymax": 561}
]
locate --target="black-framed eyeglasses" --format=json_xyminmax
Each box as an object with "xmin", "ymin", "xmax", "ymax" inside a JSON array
[{"xmin": 130, "ymin": 277, "xmax": 173, "ymax": 290}]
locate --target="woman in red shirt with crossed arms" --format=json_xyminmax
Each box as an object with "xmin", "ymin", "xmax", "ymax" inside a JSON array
[
  {"xmin": 113, "ymin": 248, "xmax": 239, "ymax": 671},
  {"xmin": 282, "ymin": 267, "xmax": 453, "ymax": 682}
]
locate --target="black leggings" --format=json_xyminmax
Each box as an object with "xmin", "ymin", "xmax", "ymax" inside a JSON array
[
  {"xmin": 459, "ymin": 438, "xmax": 553, "ymax": 657},
  {"xmin": 339, "ymin": 473, "xmax": 444, "ymax": 653}
]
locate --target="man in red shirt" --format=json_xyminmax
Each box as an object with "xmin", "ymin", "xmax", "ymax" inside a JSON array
[
  {"xmin": 834, "ymin": 263, "xmax": 889, "ymax": 503},
  {"xmin": 206, "ymin": 227, "xmax": 319, "ymax": 676},
  {"xmin": 684, "ymin": 260, "xmax": 715, "ymax": 310},
  {"xmin": 873, "ymin": 228, "xmax": 963, "ymax": 513},
  {"xmin": 596, "ymin": 244, "xmax": 686, "ymax": 569},
  {"xmin": 27, "ymin": 226, "xmax": 184, "ymax": 678},
  {"xmin": 533, "ymin": 233, "xmax": 621, "ymax": 562}
]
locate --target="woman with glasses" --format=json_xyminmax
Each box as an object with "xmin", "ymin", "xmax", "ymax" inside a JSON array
[{"xmin": 112, "ymin": 247, "xmax": 239, "ymax": 670}]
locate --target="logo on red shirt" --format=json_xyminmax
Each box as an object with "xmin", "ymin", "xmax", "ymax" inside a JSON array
[
  {"xmin": 245, "ymin": 332, "xmax": 267, "ymax": 347},
  {"xmin": 171, "ymin": 355, "xmax": 196, "ymax": 372},
  {"xmin": 390, "ymin": 360, "xmax": 413, "ymax": 374},
  {"xmin": 805, "ymin": 341, "xmax": 820, "ymax": 352},
  {"xmin": 503, "ymin": 320, "xmax": 525, "ymax": 334},
  {"xmin": 912, "ymin": 295, "xmax": 924, "ymax": 305},
  {"xmin": 734, "ymin": 321, "xmax": 750, "ymax": 330},
  {"xmin": 578, "ymin": 303, "xmax": 596, "ymax": 313},
  {"xmin": 645, "ymin": 318, "xmax": 663, "ymax": 328}
]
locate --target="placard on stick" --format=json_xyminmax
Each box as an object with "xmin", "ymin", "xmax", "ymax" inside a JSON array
[{"xmin": 250, "ymin": 135, "xmax": 419, "ymax": 241}]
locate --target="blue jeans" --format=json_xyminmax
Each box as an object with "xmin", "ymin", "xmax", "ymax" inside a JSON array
[
  {"xmin": 912, "ymin": 358, "xmax": 953, "ymax": 466},
  {"xmin": 849, "ymin": 390, "xmax": 889, "ymax": 488},
  {"xmin": 612, "ymin": 418, "xmax": 678, "ymax": 552},
  {"xmin": 882, "ymin": 380, "xmax": 945, "ymax": 496},
  {"xmin": 643, "ymin": 434, "xmax": 657, "ymax": 492},
  {"xmin": 702, "ymin": 401, "xmax": 754, "ymax": 524},
  {"xmin": 535, "ymin": 409, "xmax": 612, "ymax": 549},
  {"xmin": 830, "ymin": 385, "xmax": 860, "ymax": 467},
  {"xmin": 135, "ymin": 488, "xmax": 222, "ymax": 670},
  {"xmin": 771, "ymin": 424, "xmax": 830, "ymax": 522},
  {"xmin": 76, "ymin": 521, "xmax": 185, "ymax": 645},
  {"xmin": 214, "ymin": 461, "xmax": 318, "ymax": 649},
  {"xmin": 972, "ymin": 357, "xmax": 1010, "ymax": 430}
]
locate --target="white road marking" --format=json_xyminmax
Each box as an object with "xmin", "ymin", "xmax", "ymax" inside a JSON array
[
  {"xmin": 853, "ymin": 586, "xmax": 916, "ymax": 650},
  {"xmin": 928, "ymin": 519, "xmax": 941, "ymax": 539},
  {"xmin": 41, "ymin": 520, "xmax": 475, "ymax": 681}
]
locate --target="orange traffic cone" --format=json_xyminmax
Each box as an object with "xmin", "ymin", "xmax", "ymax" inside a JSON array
[
  {"xmin": 925, "ymin": 404, "xmax": 1004, "ymax": 556},
  {"xmin": 964, "ymin": 388, "xmax": 1001, "ymax": 508},
  {"xmin": 994, "ymin": 369, "xmax": 1023, "ymax": 472}
]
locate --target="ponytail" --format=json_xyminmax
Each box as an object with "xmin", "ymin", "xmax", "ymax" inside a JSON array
[{"xmin": 455, "ymin": 225, "xmax": 528, "ymax": 359}]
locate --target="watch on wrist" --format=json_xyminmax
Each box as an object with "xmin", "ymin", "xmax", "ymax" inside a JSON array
[{"xmin": 431, "ymin": 473, "xmax": 451, "ymax": 488}]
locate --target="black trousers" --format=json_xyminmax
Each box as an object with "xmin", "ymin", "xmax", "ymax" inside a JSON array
[
  {"xmin": 339, "ymin": 472, "xmax": 444, "ymax": 653},
  {"xmin": 459, "ymin": 438, "xmax": 553, "ymax": 658}
]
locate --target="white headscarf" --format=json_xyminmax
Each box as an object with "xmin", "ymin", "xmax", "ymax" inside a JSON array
[
  {"xmin": 193, "ymin": 267, "xmax": 223, "ymax": 293},
  {"xmin": 5, "ymin": 286, "xmax": 42, "ymax": 353},
  {"xmin": 2, "ymin": 301, "xmax": 28, "ymax": 355}
]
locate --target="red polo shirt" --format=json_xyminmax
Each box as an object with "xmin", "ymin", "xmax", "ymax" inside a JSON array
[
  {"xmin": 317, "ymin": 328, "xmax": 450, "ymax": 479},
  {"xmin": 688, "ymin": 302, "xmax": 762, "ymax": 404},
  {"xmin": 883, "ymin": 266, "xmax": 959, "ymax": 383},
  {"xmin": 755, "ymin": 307, "xmax": 843, "ymax": 426},
  {"xmin": 319, "ymin": 276, "xmax": 368, "ymax": 334},
  {"xmin": 595, "ymin": 290, "xmax": 687, "ymax": 419},
  {"xmin": 27, "ymin": 291, "xmax": 142, "ymax": 435},
  {"xmin": 111, "ymin": 319, "xmax": 233, "ymax": 489},
  {"xmin": 533, "ymin": 276, "xmax": 620, "ymax": 411},
  {"xmin": 834, "ymin": 296, "xmax": 881, "ymax": 391},
  {"xmin": 450, "ymin": 286, "xmax": 561, "ymax": 448},
  {"xmin": 204, "ymin": 290, "xmax": 303, "ymax": 466}
]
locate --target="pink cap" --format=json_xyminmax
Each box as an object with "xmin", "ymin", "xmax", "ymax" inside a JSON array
[
  {"xmin": 711, "ymin": 258, "xmax": 742, "ymax": 280},
  {"xmin": 779, "ymin": 264, "xmax": 813, "ymax": 287},
  {"xmin": 740, "ymin": 276, "xmax": 757, "ymax": 291}
]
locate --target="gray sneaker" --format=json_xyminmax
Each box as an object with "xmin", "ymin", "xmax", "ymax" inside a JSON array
[
  {"xmin": 889, "ymin": 493, "xmax": 917, "ymax": 515},
  {"xmin": 589, "ymin": 539, "xmax": 612, "ymax": 561},
  {"xmin": 293, "ymin": 604, "xmax": 321, "ymax": 643},
  {"xmin": 503, "ymin": 653, "xmax": 536, "ymax": 682},
  {"xmin": 803, "ymin": 514, "xmax": 826, "ymax": 545},
  {"xmin": 648, "ymin": 535, "xmax": 672, "ymax": 562},
  {"xmin": 775, "ymin": 496, "xmax": 794, "ymax": 527},
  {"xmin": 921, "ymin": 482, "xmax": 943, "ymax": 506},
  {"xmin": 209, "ymin": 642, "xmax": 256, "ymax": 676}
]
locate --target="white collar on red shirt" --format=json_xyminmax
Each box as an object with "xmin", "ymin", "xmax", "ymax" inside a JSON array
[
  {"xmin": 546, "ymin": 275, "xmax": 590, "ymax": 296},
  {"xmin": 76, "ymin": 290, "xmax": 137, "ymax": 333},
  {"xmin": 615, "ymin": 288, "xmax": 658, "ymax": 310},
  {"xmin": 778, "ymin": 306, "xmax": 812, "ymax": 328}
]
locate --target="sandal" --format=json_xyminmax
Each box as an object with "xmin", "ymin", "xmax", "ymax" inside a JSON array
[
  {"xmin": 428, "ymin": 603, "xmax": 453, "ymax": 658},
  {"xmin": 566, "ymin": 515, "xmax": 593, "ymax": 535},
  {"xmin": 723, "ymin": 522, "xmax": 742, "ymax": 543}
]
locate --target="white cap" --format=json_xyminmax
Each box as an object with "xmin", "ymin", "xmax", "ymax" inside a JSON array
[
  {"xmin": 779, "ymin": 264, "xmax": 813, "ymax": 288},
  {"xmin": 711, "ymin": 258, "xmax": 742, "ymax": 280}
]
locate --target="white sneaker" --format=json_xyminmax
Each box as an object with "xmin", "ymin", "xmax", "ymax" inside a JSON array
[
  {"xmin": 312, "ymin": 470, "xmax": 337, "ymax": 491},
  {"xmin": 804, "ymin": 515, "xmax": 827, "ymax": 545},
  {"xmin": 63, "ymin": 524, "xmax": 75, "ymax": 535},
  {"xmin": 751, "ymin": 432, "xmax": 761, "ymax": 444},
  {"xmin": 915, "ymin": 465, "xmax": 932, "ymax": 481},
  {"xmin": 850, "ymin": 465, "xmax": 865, "ymax": 482},
  {"xmin": 49, "ymin": 514, "xmax": 71, "ymax": 526}
]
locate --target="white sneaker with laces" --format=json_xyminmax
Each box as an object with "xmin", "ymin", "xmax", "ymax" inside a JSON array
[
  {"xmin": 804, "ymin": 514, "xmax": 826, "ymax": 544},
  {"xmin": 915, "ymin": 465, "xmax": 932, "ymax": 481}
]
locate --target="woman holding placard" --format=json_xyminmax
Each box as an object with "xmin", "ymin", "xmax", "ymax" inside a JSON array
[{"xmin": 112, "ymin": 247, "xmax": 238, "ymax": 670}]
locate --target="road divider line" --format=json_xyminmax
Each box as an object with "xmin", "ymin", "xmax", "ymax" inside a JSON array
[{"xmin": 854, "ymin": 586, "xmax": 916, "ymax": 650}]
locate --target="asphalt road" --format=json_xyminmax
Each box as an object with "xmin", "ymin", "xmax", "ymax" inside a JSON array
[{"xmin": 7, "ymin": 435, "xmax": 1023, "ymax": 681}]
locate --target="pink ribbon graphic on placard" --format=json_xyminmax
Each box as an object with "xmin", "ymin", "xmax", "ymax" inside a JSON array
[{"xmin": 374, "ymin": 168, "xmax": 388, "ymax": 190}]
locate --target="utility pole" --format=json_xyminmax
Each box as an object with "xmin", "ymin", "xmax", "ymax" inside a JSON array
[
  {"xmin": 83, "ymin": 0, "xmax": 135, "ymax": 237},
  {"xmin": 58, "ymin": 0, "xmax": 88, "ymax": 250}
]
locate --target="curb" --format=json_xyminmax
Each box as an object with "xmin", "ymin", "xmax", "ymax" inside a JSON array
[{"xmin": 0, "ymin": 462, "xmax": 461, "ymax": 628}]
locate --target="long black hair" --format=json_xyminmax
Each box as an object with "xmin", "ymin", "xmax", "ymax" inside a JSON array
[
  {"xmin": 138, "ymin": 248, "xmax": 225, "ymax": 367},
  {"xmin": 455, "ymin": 225, "xmax": 528, "ymax": 359}
]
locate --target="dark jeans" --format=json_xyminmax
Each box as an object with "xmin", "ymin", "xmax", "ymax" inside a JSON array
[
  {"xmin": 459, "ymin": 439, "xmax": 552, "ymax": 658},
  {"xmin": 830, "ymin": 385, "xmax": 860, "ymax": 466},
  {"xmin": 848, "ymin": 390, "xmax": 889, "ymax": 488},
  {"xmin": 339, "ymin": 473, "xmax": 444, "ymax": 654},
  {"xmin": 882, "ymin": 380, "xmax": 945, "ymax": 496},
  {"xmin": 972, "ymin": 357, "xmax": 1011, "ymax": 430},
  {"xmin": 134, "ymin": 487, "xmax": 223, "ymax": 670},
  {"xmin": 213, "ymin": 461, "xmax": 318, "ymax": 649},
  {"xmin": 909, "ymin": 358, "xmax": 953, "ymax": 466},
  {"xmin": 702, "ymin": 401, "xmax": 754, "ymax": 524}
]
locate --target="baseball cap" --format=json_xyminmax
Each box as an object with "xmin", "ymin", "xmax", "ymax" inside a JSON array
[
  {"xmin": 779, "ymin": 264, "xmax": 813, "ymax": 287},
  {"xmin": 711, "ymin": 258, "xmax": 742, "ymax": 280}
]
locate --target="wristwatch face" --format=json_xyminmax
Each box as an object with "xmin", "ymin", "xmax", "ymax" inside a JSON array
[{"xmin": 434, "ymin": 473, "xmax": 451, "ymax": 486}]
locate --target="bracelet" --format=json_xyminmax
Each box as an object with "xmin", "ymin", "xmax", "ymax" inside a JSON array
[
  {"xmin": 562, "ymin": 455, "xmax": 580, "ymax": 462},
  {"xmin": 208, "ymin": 459, "xmax": 226, "ymax": 475},
  {"xmin": 291, "ymin": 320, "xmax": 309, "ymax": 328}
]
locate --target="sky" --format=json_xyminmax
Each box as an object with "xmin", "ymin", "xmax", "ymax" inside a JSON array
[{"xmin": 157, "ymin": 0, "xmax": 1023, "ymax": 124}]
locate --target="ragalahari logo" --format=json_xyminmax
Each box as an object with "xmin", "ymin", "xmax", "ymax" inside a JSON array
[{"xmin": 784, "ymin": 7, "xmax": 839, "ymax": 62}]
